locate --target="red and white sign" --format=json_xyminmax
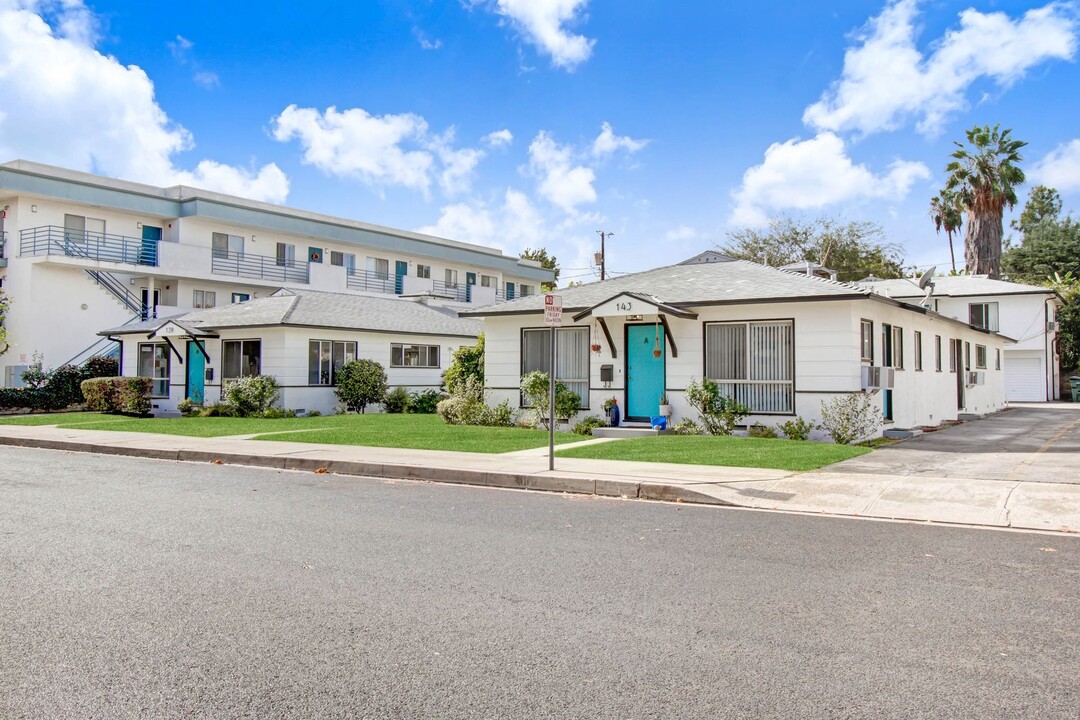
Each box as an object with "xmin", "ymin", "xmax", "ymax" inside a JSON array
[{"xmin": 544, "ymin": 293, "xmax": 563, "ymax": 326}]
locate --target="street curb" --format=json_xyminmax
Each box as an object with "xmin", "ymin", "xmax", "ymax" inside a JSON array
[{"xmin": 0, "ymin": 434, "xmax": 736, "ymax": 508}]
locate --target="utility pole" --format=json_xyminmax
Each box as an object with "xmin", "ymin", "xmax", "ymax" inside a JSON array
[{"xmin": 595, "ymin": 230, "xmax": 613, "ymax": 281}]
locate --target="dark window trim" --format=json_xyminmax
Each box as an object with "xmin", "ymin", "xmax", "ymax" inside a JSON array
[
  {"xmin": 860, "ymin": 318, "xmax": 874, "ymax": 362},
  {"xmin": 307, "ymin": 339, "xmax": 358, "ymax": 386},
  {"xmin": 221, "ymin": 338, "xmax": 262, "ymax": 380},
  {"xmin": 519, "ymin": 325, "xmax": 591, "ymax": 411},
  {"xmin": 700, "ymin": 318, "xmax": 797, "ymax": 416},
  {"xmin": 390, "ymin": 342, "xmax": 442, "ymax": 369}
]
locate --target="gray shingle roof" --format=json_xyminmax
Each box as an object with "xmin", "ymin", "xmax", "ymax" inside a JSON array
[
  {"xmin": 462, "ymin": 259, "xmax": 868, "ymax": 315},
  {"xmin": 861, "ymin": 276, "xmax": 1054, "ymax": 298},
  {"xmin": 100, "ymin": 289, "xmax": 482, "ymax": 338}
]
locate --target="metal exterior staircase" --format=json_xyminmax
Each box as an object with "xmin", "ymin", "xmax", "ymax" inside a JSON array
[{"xmin": 85, "ymin": 269, "xmax": 146, "ymax": 317}]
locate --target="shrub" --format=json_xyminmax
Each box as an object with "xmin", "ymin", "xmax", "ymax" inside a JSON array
[
  {"xmin": 383, "ymin": 386, "xmax": 411, "ymax": 414},
  {"xmin": 519, "ymin": 371, "xmax": 580, "ymax": 429},
  {"xmin": 177, "ymin": 398, "xmax": 199, "ymax": 416},
  {"xmin": 685, "ymin": 378, "xmax": 751, "ymax": 436},
  {"xmin": 305, "ymin": 410, "xmax": 322, "ymax": 418},
  {"xmin": 203, "ymin": 402, "xmax": 239, "ymax": 418},
  {"xmin": 443, "ymin": 334, "xmax": 484, "ymax": 394},
  {"xmin": 408, "ymin": 389, "xmax": 441, "ymax": 414},
  {"xmin": 436, "ymin": 376, "xmax": 513, "ymax": 427},
  {"xmin": 259, "ymin": 407, "xmax": 297, "ymax": 419},
  {"xmin": 20, "ymin": 353, "xmax": 48, "ymax": 390},
  {"xmin": 223, "ymin": 375, "xmax": 280, "ymax": 416},
  {"xmin": 747, "ymin": 423, "xmax": 777, "ymax": 439},
  {"xmin": 45, "ymin": 365, "xmax": 85, "ymax": 409},
  {"xmin": 778, "ymin": 417, "xmax": 815, "ymax": 441},
  {"xmin": 80, "ymin": 377, "xmax": 151, "ymax": 415},
  {"xmin": 81, "ymin": 355, "xmax": 119, "ymax": 380},
  {"xmin": 334, "ymin": 359, "xmax": 388, "ymax": 413},
  {"xmin": 820, "ymin": 393, "xmax": 882, "ymax": 445},
  {"xmin": 573, "ymin": 415, "xmax": 607, "ymax": 435},
  {"xmin": 672, "ymin": 418, "xmax": 704, "ymax": 435}
]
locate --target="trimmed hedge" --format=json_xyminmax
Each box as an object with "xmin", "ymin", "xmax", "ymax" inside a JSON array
[
  {"xmin": 0, "ymin": 355, "xmax": 120, "ymax": 412},
  {"xmin": 81, "ymin": 377, "xmax": 152, "ymax": 416}
]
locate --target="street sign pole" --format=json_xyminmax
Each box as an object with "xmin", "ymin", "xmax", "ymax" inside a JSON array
[{"xmin": 544, "ymin": 293, "xmax": 563, "ymax": 471}]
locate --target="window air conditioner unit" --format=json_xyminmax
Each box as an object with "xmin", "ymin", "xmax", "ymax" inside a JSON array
[
  {"xmin": 861, "ymin": 366, "xmax": 895, "ymax": 390},
  {"xmin": 966, "ymin": 371, "xmax": 985, "ymax": 386}
]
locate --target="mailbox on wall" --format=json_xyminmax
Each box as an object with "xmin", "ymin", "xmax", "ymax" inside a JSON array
[{"xmin": 600, "ymin": 365, "xmax": 614, "ymax": 382}]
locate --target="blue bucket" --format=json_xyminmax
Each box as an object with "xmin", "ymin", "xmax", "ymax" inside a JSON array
[{"xmin": 650, "ymin": 416, "xmax": 667, "ymax": 430}]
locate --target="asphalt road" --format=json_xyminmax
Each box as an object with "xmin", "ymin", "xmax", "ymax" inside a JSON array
[{"xmin": 2, "ymin": 446, "xmax": 1078, "ymax": 719}]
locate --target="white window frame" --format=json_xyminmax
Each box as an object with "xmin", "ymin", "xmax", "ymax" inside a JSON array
[
  {"xmin": 445, "ymin": 269, "xmax": 459, "ymax": 288},
  {"xmin": 276, "ymin": 242, "xmax": 295, "ymax": 267},
  {"xmin": 138, "ymin": 343, "xmax": 170, "ymax": 398},
  {"xmin": 192, "ymin": 289, "xmax": 216, "ymax": 309},
  {"xmin": 367, "ymin": 257, "xmax": 389, "ymax": 279},
  {"xmin": 968, "ymin": 302, "xmax": 1000, "ymax": 332},
  {"xmin": 520, "ymin": 327, "xmax": 589, "ymax": 409},
  {"xmin": 914, "ymin": 330, "xmax": 923, "ymax": 371},
  {"xmin": 860, "ymin": 319, "xmax": 874, "ymax": 362},
  {"xmin": 390, "ymin": 343, "xmax": 441, "ymax": 369},
  {"xmin": 212, "ymin": 232, "xmax": 244, "ymax": 258},
  {"xmin": 704, "ymin": 320, "xmax": 794, "ymax": 414},
  {"xmin": 222, "ymin": 339, "xmax": 261, "ymax": 380},
  {"xmin": 975, "ymin": 344, "xmax": 987, "ymax": 369},
  {"xmin": 308, "ymin": 340, "xmax": 357, "ymax": 385},
  {"xmin": 416, "ymin": 264, "xmax": 432, "ymax": 279}
]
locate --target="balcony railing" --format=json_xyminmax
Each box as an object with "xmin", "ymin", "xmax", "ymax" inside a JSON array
[
  {"xmin": 211, "ymin": 249, "xmax": 309, "ymax": 284},
  {"xmin": 346, "ymin": 268, "xmax": 397, "ymax": 295},
  {"xmin": 19, "ymin": 225, "xmax": 158, "ymax": 266},
  {"xmin": 432, "ymin": 279, "xmax": 469, "ymax": 302}
]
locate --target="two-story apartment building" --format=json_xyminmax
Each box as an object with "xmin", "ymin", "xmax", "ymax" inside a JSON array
[
  {"xmin": 861, "ymin": 275, "xmax": 1061, "ymax": 402},
  {"xmin": 0, "ymin": 160, "xmax": 552, "ymax": 386}
]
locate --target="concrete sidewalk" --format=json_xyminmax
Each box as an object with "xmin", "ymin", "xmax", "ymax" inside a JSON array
[{"xmin": 1, "ymin": 423, "xmax": 1078, "ymax": 534}]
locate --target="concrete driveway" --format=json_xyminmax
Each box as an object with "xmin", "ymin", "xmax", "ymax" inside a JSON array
[{"xmin": 824, "ymin": 402, "xmax": 1080, "ymax": 484}]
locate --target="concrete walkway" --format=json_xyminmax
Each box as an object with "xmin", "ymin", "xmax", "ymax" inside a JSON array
[{"xmin": 1, "ymin": 411, "xmax": 1078, "ymax": 534}]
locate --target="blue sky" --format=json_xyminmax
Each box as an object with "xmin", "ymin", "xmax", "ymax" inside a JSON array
[{"xmin": 0, "ymin": 1, "xmax": 1077, "ymax": 282}]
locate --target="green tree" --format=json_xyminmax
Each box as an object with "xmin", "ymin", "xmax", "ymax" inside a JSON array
[
  {"xmin": 520, "ymin": 247, "xmax": 560, "ymax": 291},
  {"xmin": 929, "ymin": 190, "xmax": 963, "ymax": 273},
  {"xmin": 944, "ymin": 124, "xmax": 1027, "ymax": 279},
  {"xmin": 1011, "ymin": 185, "xmax": 1062, "ymax": 234},
  {"xmin": 1051, "ymin": 274, "xmax": 1080, "ymax": 373},
  {"xmin": 334, "ymin": 359, "xmax": 388, "ymax": 413},
  {"xmin": 1002, "ymin": 217, "xmax": 1080, "ymax": 283},
  {"xmin": 443, "ymin": 334, "xmax": 484, "ymax": 394},
  {"xmin": 722, "ymin": 216, "xmax": 905, "ymax": 282}
]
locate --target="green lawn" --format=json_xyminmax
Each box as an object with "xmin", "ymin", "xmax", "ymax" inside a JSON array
[
  {"xmin": 555, "ymin": 434, "xmax": 869, "ymax": 471},
  {"xmin": 0, "ymin": 411, "xmax": 127, "ymax": 427},
  {"xmin": 18, "ymin": 412, "xmax": 583, "ymax": 454}
]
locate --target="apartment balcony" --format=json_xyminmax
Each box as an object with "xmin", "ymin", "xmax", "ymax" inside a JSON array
[
  {"xmin": 211, "ymin": 249, "xmax": 309, "ymax": 284},
  {"xmin": 19, "ymin": 225, "xmax": 158, "ymax": 266},
  {"xmin": 346, "ymin": 268, "xmax": 398, "ymax": 295}
]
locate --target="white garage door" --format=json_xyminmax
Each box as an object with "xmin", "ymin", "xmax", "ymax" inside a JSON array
[{"xmin": 1005, "ymin": 356, "xmax": 1045, "ymax": 402}]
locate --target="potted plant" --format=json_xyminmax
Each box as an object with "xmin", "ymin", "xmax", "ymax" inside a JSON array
[
  {"xmin": 591, "ymin": 342, "xmax": 602, "ymax": 353},
  {"xmin": 602, "ymin": 396, "xmax": 619, "ymax": 426},
  {"xmin": 658, "ymin": 393, "xmax": 671, "ymax": 417}
]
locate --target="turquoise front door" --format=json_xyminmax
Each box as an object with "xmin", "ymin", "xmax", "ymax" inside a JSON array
[
  {"xmin": 626, "ymin": 325, "xmax": 665, "ymax": 421},
  {"xmin": 141, "ymin": 225, "xmax": 161, "ymax": 265},
  {"xmin": 186, "ymin": 341, "xmax": 205, "ymax": 404},
  {"xmin": 395, "ymin": 260, "xmax": 408, "ymax": 294}
]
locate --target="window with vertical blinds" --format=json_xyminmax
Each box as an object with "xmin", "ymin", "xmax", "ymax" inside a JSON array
[
  {"xmin": 704, "ymin": 321, "xmax": 793, "ymax": 413},
  {"xmin": 521, "ymin": 327, "xmax": 589, "ymax": 408}
]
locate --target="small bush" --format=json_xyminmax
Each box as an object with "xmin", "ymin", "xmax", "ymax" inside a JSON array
[
  {"xmin": 80, "ymin": 377, "xmax": 151, "ymax": 415},
  {"xmin": 685, "ymin": 378, "xmax": 751, "ymax": 436},
  {"xmin": 573, "ymin": 415, "xmax": 607, "ymax": 435},
  {"xmin": 436, "ymin": 377, "xmax": 513, "ymax": 427},
  {"xmin": 259, "ymin": 407, "xmax": 297, "ymax": 419},
  {"xmin": 778, "ymin": 417, "xmax": 815, "ymax": 441},
  {"xmin": 305, "ymin": 410, "xmax": 322, "ymax": 417},
  {"xmin": 177, "ymin": 398, "xmax": 199, "ymax": 416},
  {"xmin": 444, "ymin": 334, "xmax": 484, "ymax": 394},
  {"xmin": 20, "ymin": 353, "xmax": 48, "ymax": 390},
  {"xmin": 223, "ymin": 375, "xmax": 280, "ymax": 416},
  {"xmin": 672, "ymin": 418, "xmax": 704, "ymax": 435},
  {"xmin": 479, "ymin": 399, "xmax": 514, "ymax": 427},
  {"xmin": 519, "ymin": 371, "xmax": 580, "ymax": 429},
  {"xmin": 820, "ymin": 393, "xmax": 882, "ymax": 445},
  {"xmin": 203, "ymin": 402, "xmax": 239, "ymax": 418},
  {"xmin": 334, "ymin": 359, "xmax": 388, "ymax": 413},
  {"xmin": 747, "ymin": 423, "xmax": 778, "ymax": 439},
  {"xmin": 81, "ymin": 355, "xmax": 119, "ymax": 380},
  {"xmin": 383, "ymin": 386, "xmax": 411, "ymax": 414},
  {"xmin": 408, "ymin": 389, "xmax": 442, "ymax": 414}
]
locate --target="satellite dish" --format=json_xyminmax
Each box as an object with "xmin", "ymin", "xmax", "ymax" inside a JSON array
[{"xmin": 918, "ymin": 266, "xmax": 936, "ymax": 308}]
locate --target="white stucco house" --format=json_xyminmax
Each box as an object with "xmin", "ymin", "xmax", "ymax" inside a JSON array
[
  {"xmin": 0, "ymin": 160, "xmax": 552, "ymax": 386},
  {"xmin": 861, "ymin": 275, "xmax": 1061, "ymax": 402},
  {"xmin": 464, "ymin": 259, "xmax": 1011, "ymax": 435},
  {"xmin": 100, "ymin": 289, "xmax": 481, "ymax": 415}
]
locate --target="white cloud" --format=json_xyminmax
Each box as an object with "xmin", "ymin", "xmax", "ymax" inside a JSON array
[
  {"xmin": 272, "ymin": 105, "xmax": 487, "ymax": 197},
  {"xmin": 528, "ymin": 130, "xmax": 596, "ymax": 213},
  {"xmin": 483, "ymin": 128, "xmax": 514, "ymax": 148},
  {"xmin": 168, "ymin": 33, "xmax": 221, "ymax": 90},
  {"xmin": 1032, "ymin": 139, "xmax": 1080, "ymax": 191},
  {"xmin": 477, "ymin": 0, "xmax": 595, "ymax": 70},
  {"xmin": 729, "ymin": 132, "xmax": 931, "ymax": 226},
  {"xmin": 592, "ymin": 122, "xmax": 648, "ymax": 158},
  {"xmin": 804, "ymin": 0, "xmax": 1078, "ymax": 136},
  {"xmin": 0, "ymin": 1, "xmax": 287, "ymax": 202},
  {"xmin": 664, "ymin": 225, "xmax": 698, "ymax": 243},
  {"xmin": 413, "ymin": 27, "xmax": 442, "ymax": 50},
  {"xmin": 417, "ymin": 188, "xmax": 545, "ymax": 252}
]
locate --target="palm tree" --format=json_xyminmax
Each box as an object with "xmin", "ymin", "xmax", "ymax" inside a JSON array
[
  {"xmin": 944, "ymin": 124, "xmax": 1026, "ymax": 279},
  {"xmin": 929, "ymin": 191, "xmax": 962, "ymax": 273}
]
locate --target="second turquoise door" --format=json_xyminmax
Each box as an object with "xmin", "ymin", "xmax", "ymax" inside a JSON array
[
  {"xmin": 626, "ymin": 325, "xmax": 665, "ymax": 421},
  {"xmin": 186, "ymin": 341, "xmax": 205, "ymax": 405}
]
